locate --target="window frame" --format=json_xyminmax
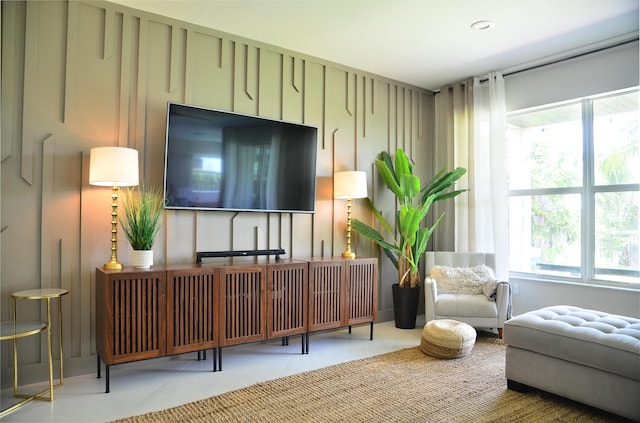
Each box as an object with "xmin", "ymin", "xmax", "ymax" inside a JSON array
[{"xmin": 507, "ymin": 87, "xmax": 639, "ymax": 290}]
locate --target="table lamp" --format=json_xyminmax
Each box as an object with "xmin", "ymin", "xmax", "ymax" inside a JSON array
[
  {"xmin": 89, "ymin": 147, "xmax": 139, "ymax": 270},
  {"xmin": 334, "ymin": 171, "xmax": 368, "ymax": 259}
]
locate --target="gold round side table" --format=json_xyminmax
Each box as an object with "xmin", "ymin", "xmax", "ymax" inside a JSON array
[
  {"xmin": 11, "ymin": 289, "xmax": 69, "ymax": 403},
  {"xmin": 0, "ymin": 320, "xmax": 48, "ymax": 417}
]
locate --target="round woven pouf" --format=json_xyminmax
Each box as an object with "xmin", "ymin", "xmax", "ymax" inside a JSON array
[{"xmin": 420, "ymin": 319, "xmax": 476, "ymax": 359}]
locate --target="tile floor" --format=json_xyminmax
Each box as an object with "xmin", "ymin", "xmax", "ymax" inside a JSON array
[{"xmin": 1, "ymin": 318, "xmax": 425, "ymax": 422}]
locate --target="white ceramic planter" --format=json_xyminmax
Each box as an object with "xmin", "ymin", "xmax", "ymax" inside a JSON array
[{"xmin": 131, "ymin": 250, "xmax": 153, "ymax": 269}]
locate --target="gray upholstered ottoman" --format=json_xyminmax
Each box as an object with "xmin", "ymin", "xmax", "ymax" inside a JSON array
[{"xmin": 504, "ymin": 305, "xmax": 640, "ymax": 421}]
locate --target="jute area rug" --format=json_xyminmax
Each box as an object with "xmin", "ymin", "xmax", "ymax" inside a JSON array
[{"xmin": 112, "ymin": 334, "xmax": 624, "ymax": 423}]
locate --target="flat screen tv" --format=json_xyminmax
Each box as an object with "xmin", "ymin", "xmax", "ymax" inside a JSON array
[{"xmin": 164, "ymin": 102, "xmax": 318, "ymax": 213}]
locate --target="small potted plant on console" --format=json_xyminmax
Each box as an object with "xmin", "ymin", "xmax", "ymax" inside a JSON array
[{"xmin": 119, "ymin": 185, "xmax": 164, "ymax": 268}]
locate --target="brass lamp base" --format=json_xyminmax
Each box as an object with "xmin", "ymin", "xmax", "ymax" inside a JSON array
[
  {"xmin": 103, "ymin": 260, "xmax": 124, "ymax": 271},
  {"xmin": 342, "ymin": 250, "xmax": 356, "ymax": 259},
  {"xmin": 341, "ymin": 197, "xmax": 357, "ymax": 259},
  {"xmin": 103, "ymin": 184, "xmax": 124, "ymax": 271}
]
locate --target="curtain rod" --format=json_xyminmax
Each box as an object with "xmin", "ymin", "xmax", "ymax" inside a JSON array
[
  {"xmin": 433, "ymin": 37, "xmax": 638, "ymax": 94},
  {"xmin": 502, "ymin": 37, "xmax": 638, "ymax": 78}
]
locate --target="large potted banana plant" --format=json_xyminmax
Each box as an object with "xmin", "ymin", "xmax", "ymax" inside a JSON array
[{"xmin": 352, "ymin": 148, "xmax": 466, "ymax": 328}]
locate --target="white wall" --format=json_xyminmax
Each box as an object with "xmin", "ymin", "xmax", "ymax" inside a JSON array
[{"xmin": 504, "ymin": 40, "xmax": 640, "ymax": 317}]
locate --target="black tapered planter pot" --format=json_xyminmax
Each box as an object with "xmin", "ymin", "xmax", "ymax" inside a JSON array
[{"xmin": 392, "ymin": 283, "xmax": 420, "ymax": 329}]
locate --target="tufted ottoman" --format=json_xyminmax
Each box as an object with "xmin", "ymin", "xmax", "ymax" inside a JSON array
[
  {"xmin": 420, "ymin": 319, "xmax": 476, "ymax": 358},
  {"xmin": 504, "ymin": 305, "xmax": 640, "ymax": 421}
]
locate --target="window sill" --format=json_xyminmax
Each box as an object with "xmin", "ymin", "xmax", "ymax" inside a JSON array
[{"xmin": 509, "ymin": 273, "xmax": 640, "ymax": 292}]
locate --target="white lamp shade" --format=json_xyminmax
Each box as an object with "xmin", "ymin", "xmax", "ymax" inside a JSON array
[
  {"xmin": 334, "ymin": 171, "xmax": 368, "ymax": 199},
  {"xmin": 89, "ymin": 147, "xmax": 139, "ymax": 187}
]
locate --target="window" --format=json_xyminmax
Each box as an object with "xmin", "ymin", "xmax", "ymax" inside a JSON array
[{"xmin": 507, "ymin": 88, "xmax": 639, "ymax": 289}]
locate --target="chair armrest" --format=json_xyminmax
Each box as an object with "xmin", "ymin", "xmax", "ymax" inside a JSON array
[
  {"xmin": 495, "ymin": 281, "xmax": 512, "ymax": 326},
  {"xmin": 424, "ymin": 277, "xmax": 438, "ymax": 322}
]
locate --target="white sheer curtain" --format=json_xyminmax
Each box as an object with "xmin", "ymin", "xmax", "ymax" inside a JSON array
[{"xmin": 434, "ymin": 72, "xmax": 509, "ymax": 278}]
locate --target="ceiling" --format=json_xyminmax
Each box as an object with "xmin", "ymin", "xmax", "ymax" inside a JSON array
[{"xmin": 110, "ymin": 0, "xmax": 639, "ymax": 91}]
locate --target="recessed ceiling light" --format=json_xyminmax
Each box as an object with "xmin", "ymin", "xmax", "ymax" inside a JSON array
[{"xmin": 470, "ymin": 20, "xmax": 495, "ymax": 31}]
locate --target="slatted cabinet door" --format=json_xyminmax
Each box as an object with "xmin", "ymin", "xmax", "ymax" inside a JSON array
[
  {"xmin": 346, "ymin": 258, "xmax": 378, "ymax": 325},
  {"xmin": 307, "ymin": 258, "xmax": 346, "ymax": 331},
  {"xmin": 266, "ymin": 260, "xmax": 308, "ymax": 339},
  {"xmin": 96, "ymin": 268, "xmax": 167, "ymax": 365},
  {"xmin": 219, "ymin": 265, "xmax": 266, "ymax": 346},
  {"xmin": 166, "ymin": 267, "xmax": 219, "ymax": 355}
]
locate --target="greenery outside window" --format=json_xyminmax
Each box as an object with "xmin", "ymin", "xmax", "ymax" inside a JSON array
[{"xmin": 506, "ymin": 88, "xmax": 639, "ymax": 289}]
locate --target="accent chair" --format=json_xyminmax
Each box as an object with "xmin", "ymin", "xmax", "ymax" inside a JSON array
[{"xmin": 424, "ymin": 252, "xmax": 511, "ymax": 338}]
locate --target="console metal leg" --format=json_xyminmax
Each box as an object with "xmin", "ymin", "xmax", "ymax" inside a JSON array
[
  {"xmin": 370, "ymin": 322, "xmax": 374, "ymax": 340},
  {"xmin": 105, "ymin": 365, "xmax": 110, "ymax": 393},
  {"xmin": 97, "ymin": 355, "xmax": 101, "ymax": 379}
]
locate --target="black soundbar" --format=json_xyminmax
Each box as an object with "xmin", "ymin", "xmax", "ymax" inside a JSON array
[{"xmin": 196, "ymin": 248, "xmax": 286, "ymax": 264}]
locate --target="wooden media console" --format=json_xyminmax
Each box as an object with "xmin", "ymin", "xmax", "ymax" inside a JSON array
[{"xmin": 95, "ymin": 257, "xmax": 377, "ymax": 392}]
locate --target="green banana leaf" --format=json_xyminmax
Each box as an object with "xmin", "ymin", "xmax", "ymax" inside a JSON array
[
  {"xmin": 375, "ymin": 158, "xmax": 402, "ymax": 198},
  {"xmin": 351, "ymin": 218, "xmax": 400, "ymax": 269},
  {"xmin": 351, "ymin": 148, "xmax": 467, "ymax": 288},
  {"xmin": 394, "ymin": 149, "xmax": 412, "ymax": 179}
]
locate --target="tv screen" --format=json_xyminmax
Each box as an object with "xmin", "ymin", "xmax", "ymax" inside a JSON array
[{"xmin": 164, "ymin": 103, "xmax": 318, "ymax": 213}]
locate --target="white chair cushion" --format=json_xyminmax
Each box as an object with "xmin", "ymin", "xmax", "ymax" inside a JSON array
[
  {"xmin": 436, "ymin": 294, "xmax": 498, "ymax": 318},
  {"xmin": 430, "ymin": 264, "xmax": 497, "ymax": 298}
]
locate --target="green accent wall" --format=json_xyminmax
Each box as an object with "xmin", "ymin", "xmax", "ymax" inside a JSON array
[{"xmin": 1, "ymin": 0, "xmax": 435, "ymax": 386}]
